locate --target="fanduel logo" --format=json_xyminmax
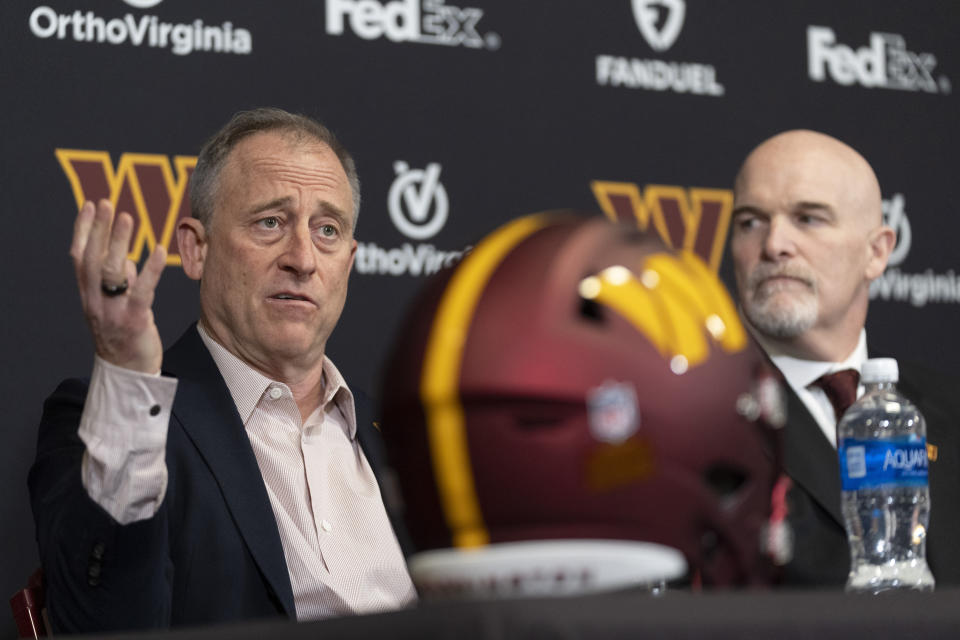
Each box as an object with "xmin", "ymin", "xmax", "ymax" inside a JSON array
[
  {"xmin": 356, "ymin": 160, "xmax": 468, "ymax": 276},
  {"xmin": 632, "ymin": 0, "xmax": 684, "ymax": 52},
  {"xmin": 808, "ymin": 26, "xmax": 951, "ymax": 93},
  {"xmin": 56, "ymin": 148, "xmax": 195, "ymax": 266},
  {"xmin": 325, "ymin": 0, "xmax": 500, "ymax": 50},
  {"xmin": 870, "ymin": 193, "xmax": 960, "ymax": 307},
  {"xmin": 591, "ymin": 181, "xmax": 733, "ymax": 272},
  {"xmin": 596, "ymin": 1, "xmax": 723, "ymax": 96},
  {"xmin": 28, "ymin": 5, "xmax": 252, "ymax": 56}
]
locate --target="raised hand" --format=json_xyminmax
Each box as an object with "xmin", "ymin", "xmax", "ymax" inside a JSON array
[{"xmin": 70, "ymin": 199, "xmax": 167, "ymax": 373}]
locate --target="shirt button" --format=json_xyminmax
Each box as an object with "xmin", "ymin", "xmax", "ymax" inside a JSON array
[
  {"xmin": 149, "ymin": 405, "xmax": 161, "ymax": 416},
  {"xmin": 320, "ymin": 519, "xmax": 332, "ymax": 533},
  {"xmin": 269, "ymin": 387, "xmax": 283, "ymax": 400}
]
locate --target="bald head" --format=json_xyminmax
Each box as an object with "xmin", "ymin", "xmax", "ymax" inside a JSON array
[
  {"xmin": 735, "ymin": 130, "xmax": 883, "ymax": 230},
  {"xmin": 729, "ymin": 130, "xmax": 895, "ymax": 361}
]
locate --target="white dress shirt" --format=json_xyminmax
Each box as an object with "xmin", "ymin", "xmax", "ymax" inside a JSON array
[
  {"xmin": 754, "ymin": 330, "xmax": 869, "ymax": 448},
  {"xmin": 78, "ymin": 325, "xmax": 415, "ymax": 620}
]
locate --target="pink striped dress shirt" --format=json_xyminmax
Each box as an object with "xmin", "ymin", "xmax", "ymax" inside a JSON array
[{"xmin": 79, "ymin": 325, "xmax": 416, "ymax": 621}]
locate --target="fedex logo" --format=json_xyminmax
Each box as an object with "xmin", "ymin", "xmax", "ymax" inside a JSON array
[
  {"xmin": 807, "ymin": 26, "xmax": 950, "ymax": 94},
  {"xmin": 325, "ymin": 0, "xmax": 499, "ymax": 49}
]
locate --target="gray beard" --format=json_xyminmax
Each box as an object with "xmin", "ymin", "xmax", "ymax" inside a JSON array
[{"xmin": 743, "ymin": 295, "xmax": 817, "ymax": 339}]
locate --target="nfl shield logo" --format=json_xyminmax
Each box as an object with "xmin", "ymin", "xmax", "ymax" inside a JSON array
[{"xmin": 587, "ymin": 381, "xmax": 640, "ymax": 443}]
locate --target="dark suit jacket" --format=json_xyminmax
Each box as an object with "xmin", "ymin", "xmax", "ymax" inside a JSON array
[
  {"xmin": 780, "ymin": 359, "xmax": 960, "ymax": 587},
  {"xmin": 29, "ymin": 326, "xmax": 406, "ymax": 633}
]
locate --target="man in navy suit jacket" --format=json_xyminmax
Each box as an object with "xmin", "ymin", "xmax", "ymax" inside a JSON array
[
  {"xmin": 728, "ymin": 129, "xmax": 960, "ymax": 587},
  {"xmin": 29, "ymin": 108, "xmax": 415, "ymax": 633}
]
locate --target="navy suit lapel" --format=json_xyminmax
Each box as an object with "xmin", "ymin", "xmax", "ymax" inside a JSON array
[
  {"xmin": 782, "ymin": 384, "xmax": 845, "ymax": 528},
  {"xmin": 163, "ymin": 327, "xmax": 296, "ymax": 617},
  {"xmin": 353, "ymin": 389, "xmax": 383, "ymax": 470},
  {"xmin": 353, "ymin": 389, "xmax": 415, "ymax": 555}
]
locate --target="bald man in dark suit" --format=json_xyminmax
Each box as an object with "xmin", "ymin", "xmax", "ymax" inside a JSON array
[{"xmin": 728, "ymin": 130, "xmax": 960, "ymax": 587}]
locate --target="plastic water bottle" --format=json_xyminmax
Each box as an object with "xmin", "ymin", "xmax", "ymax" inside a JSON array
[{"xmin": 837, "ymin": 358, "xmax": 934, "ymax": 593}]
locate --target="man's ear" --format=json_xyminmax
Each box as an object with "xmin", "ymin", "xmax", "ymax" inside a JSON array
[
  {"xmin": 865, "ymin": 224, "xmax": 896, "ymax": 280},
  {"xmin": 347, "ymin": 238, "xmax": 357, "ymax": 273},
  {"xmin": 177, "ymin": 218, "xmax": 208, "ymax": 281}
]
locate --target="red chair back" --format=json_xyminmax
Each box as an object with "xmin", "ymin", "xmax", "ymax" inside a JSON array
[{"xmin": 9, "ymin": 569, "xmax": 47, "ymax": 638}]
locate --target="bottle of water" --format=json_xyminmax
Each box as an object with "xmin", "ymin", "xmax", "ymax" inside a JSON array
[{"xmin": 837, "ymin": 357, "xmax": 934, "ymax": 593}]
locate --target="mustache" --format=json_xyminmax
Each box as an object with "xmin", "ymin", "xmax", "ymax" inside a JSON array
[{"xmin": 747, "ymin": 264, "xmax": 816, "ymax": 291}]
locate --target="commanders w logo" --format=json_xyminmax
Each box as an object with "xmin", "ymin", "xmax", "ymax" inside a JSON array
[
  {"xmin": 591, "ymin": 181, "xmax": 733, "ymax": 272},
  {"xmin": 578, "ymin": 252, "xmax": 747, "ymax": 372},
  {"xmin": 56, "ymin": 149, "xmax": 197, "ymax": 267}
]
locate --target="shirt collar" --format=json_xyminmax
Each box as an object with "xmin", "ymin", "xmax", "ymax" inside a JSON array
[
  {"xmin": 196, "ymin": 323, "xmax": 357, "ymax": 439},
  {"xmin": 756, "ymin": 328, "xmax": 868, "ymax": 390},
  {"xmin": 317, "ymin": 352, "xmax": 357, "ymax": 438}
]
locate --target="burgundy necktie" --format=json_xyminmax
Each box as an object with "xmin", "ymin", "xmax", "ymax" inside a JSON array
[{"xmin": 811, "ymin": 369, "xmax": 860, "ymax": 422}]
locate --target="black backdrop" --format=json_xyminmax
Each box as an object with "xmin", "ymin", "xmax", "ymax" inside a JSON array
[{"xmin": 2, "ymin": 1, "xmax": 958, "ymax": 636}]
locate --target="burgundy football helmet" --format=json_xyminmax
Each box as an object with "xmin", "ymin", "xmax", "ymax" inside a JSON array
[{"xmin": 381, "ymin": 213, "xmax": 788, "ymax": 591}]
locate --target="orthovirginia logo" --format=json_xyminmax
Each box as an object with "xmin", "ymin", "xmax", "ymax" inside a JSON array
[
  {"xmin": 325, "ymin": 0, "xmax": 500, "ymax": 50},
  {"xmin": 355, "ymin": 160, "xmax": 468, "ymax": 276},
  {"xmin": 870, "ymin": 193, "xmax": 960, "ymax": 307},
  {"xmin": 596, "ymin": 0, "xmax": 723, "ymax": 96},
  {"xmin": 808, "ymin": 26, "xmax": 951, "ymax": 94},
  {"xmin": 591, "ymin": 180, "xmax": 733, "ymax": 272},
  {"xmin": 57, "ymin": 149, "xmax": 195, "ymax": 266},
  {"xmin": 387, "ymin": 161, "xmax": 448, "ymax": 240},
  {"xmin": 883, "ymin": 193, "xmax": 911, "ymax": 268},
  {"xmin": 28, "ymin": 3, "xmax": 252, "ymax": 56}
]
